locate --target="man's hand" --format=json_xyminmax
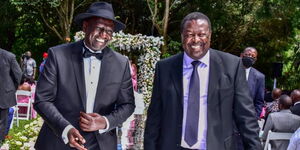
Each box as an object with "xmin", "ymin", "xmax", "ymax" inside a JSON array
[
  {"xmin": 79, "ymin": 111, "xmax": 107, "ymax": 132},
  {"xmin": 68, "ymin": 128, "xmax": 86, "ymax": 150}
]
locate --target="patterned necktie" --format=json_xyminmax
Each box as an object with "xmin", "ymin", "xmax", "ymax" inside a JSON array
[
  {"xmin": 83, "ymin": 47, "xmax": 103, "ymax": 60},
  {"xmin": 185, "ymin": 60, "xmax": 201, "ymax": 147}
]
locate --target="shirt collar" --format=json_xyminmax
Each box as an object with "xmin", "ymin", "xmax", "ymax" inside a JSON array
[
  {"xmin": 294, "ymin": 101, "xmax": 300, "ymax": 106},
  {"xmin": 280, "ymin": 109, "xmax": 292, "ymax": 113},
  {"xmin": 246, "ymin": 67, "xmax": 251, "ymax": 72},
  {"xmin": 83, "ymin": 41, "xmax": 102, "ymax": 54},
  {"xmin": 183, "ymin": 50, "xmax": 210, "ymax": 68}
]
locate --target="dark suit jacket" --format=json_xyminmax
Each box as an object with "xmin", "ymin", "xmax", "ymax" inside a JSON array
[
  {"xmin": 144, "ymin": 49, "xmax": 262, "ymax": 150},
  {"xmin": 0, "ymin": 48, "xmax": 22, "ymax": 109},
  {"xmin": 247, "ymin": 67, "xmax": 265, "ymax": 118},
  {"xmin": 33, "ymin": 41, "xmax": 135, "ymax": 150},
  {"xmin": 291, "ymin": 103, "xmax": 300, "ymax": 116}
]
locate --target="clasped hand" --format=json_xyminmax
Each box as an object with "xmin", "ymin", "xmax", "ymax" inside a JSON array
[
  {"xmin": 79, "ymin": 111, "xmax": 107, "ymax": 131},
  {"xmin": 68, "ymin": 112, "xmax": 107, "ymax": 150}
]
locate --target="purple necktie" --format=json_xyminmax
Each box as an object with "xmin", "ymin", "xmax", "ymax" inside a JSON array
[{"xmin": 184, "ymin": 61, "xmax": 201, "ymax": 147}]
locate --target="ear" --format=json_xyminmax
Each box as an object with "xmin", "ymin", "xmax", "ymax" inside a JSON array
[{"xmin": 82, "ymin": 21, "xmax": 88, "ymax": 33}]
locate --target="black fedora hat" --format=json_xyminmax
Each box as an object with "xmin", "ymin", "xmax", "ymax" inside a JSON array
[{"xmin": 74, "ymin": 2, "xmax": 125, "ymax": 32}]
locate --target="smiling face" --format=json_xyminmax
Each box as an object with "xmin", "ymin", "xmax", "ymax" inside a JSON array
[
  {"xmin": 181, "ymin": 19, "xmax": 211, "ymax": 60},
  {"xmin": 83, "ymin": 17, "xmax": 114, "ymax": 51}
]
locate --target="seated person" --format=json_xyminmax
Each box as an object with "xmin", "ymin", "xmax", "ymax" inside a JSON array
[
  {"xmin": 262, "ymin": 95, "xmax": 300, "ymax": 150},
  {"xmin": 264, "ymin": 88, "xmax": 282, "ymax": 121},
  {"xmin": 290, "ymin": 89, "xmax": 300, "ymax": 116},
  {"xmin": 16, "ymin": 75, "xmax": 36, "ymax": 119}
]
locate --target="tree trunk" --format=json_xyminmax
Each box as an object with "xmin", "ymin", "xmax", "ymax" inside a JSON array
[{"xmin": 161, "ymin": 0, "xmax": 170, "ymax": 55}]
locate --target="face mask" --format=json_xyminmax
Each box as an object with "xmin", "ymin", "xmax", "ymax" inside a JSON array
[
  {"xmin": 25, "ymin": 55, "xmax": 30, "ymax": 59},
  {"xmin": 242, "ymin": 56, "xmax": 255, "ymax": 68}
]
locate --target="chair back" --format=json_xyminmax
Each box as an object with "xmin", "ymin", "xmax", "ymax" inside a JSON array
[
  {"xmin": 15, "ymin": 90, "xmax": 31, "ymax": 97},
  {"xmin": 15, "ymin": 90, "xmax": 32, "ymax": 120},
  {"xmin": 264, "ymin": 130, "xmax": 293, "ymax": 150}
]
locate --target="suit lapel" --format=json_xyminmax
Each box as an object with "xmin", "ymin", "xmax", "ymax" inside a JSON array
[
  {"xmin": 170, "ymin": 53, "xmax": 184, "ymax": 106},
  {"xmin": 207, "ymin": 49, "xmax": 222, "ymax": 106},
  {"xmin": 71, "ymin": 41, "xmax": 87, "ymax": 111},
  {"xmin": 206, "ymin": 49, "xmax": 222, "ymax": 149},
  {"xmin": 93, "ymin": 47, "xmax": 113, "ymax": 112}
]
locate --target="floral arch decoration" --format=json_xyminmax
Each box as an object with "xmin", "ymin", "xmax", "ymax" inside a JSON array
[{"xmin": 74, "ymin": 31, "xmax": 163, "ymax": 106}]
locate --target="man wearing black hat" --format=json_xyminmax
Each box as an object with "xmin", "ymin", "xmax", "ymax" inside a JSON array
[{"xmin": 33, "ymin": 2, "xmax": 135, "ymax": 150}]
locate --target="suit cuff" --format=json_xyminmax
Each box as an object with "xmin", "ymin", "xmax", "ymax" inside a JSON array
[
  {"xmin": 62, "ymin": 125, "xmax": 74, "ymax": 144},
  {"xmin": 99, "ymin": 116, "xmax": 110, "ymax": 134}
]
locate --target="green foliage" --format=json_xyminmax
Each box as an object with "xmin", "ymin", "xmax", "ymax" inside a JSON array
[
  {"xmin": 0, "ymin": 0, "xmax": 21, "ymax": 50},
  {"xmin": 10, "ymin": 0, "xmax": 61, "ymax": 7},
  {"xmin": 1, "ymin": 0, "xmax": 300, "ymax": 89},
  {"xmin": 5, "ymin": 118, "xmax": 42, "ymax": 150},
  {"xmin": 163, "ymin": 40, "xmax": 181, "ymax": 58}
]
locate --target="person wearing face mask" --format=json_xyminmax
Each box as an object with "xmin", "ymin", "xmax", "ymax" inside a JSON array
[
  {"xmin": 240, "ymin": 47, "xmax": 265, "ymax": 119},
  {"xmin": 21, "ymin": 51, "xmax": 37, "ymax": 80}
]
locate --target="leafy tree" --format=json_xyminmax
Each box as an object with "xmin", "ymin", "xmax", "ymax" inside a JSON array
[
  {"xmin": 0, "ymin": 0, "xmax": 21, "ymax": 51},
  {"xmin": 146, "ymin": 0, "xmax": 188, "ymax": 55},
  {"xmin": 10, "ymin": 0, "xmax": 94, "ymax": 42}
]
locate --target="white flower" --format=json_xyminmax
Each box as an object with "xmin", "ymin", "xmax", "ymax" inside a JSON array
[
  {"xmin": 74, "ymin": 31, "xmax": 162, "ymax": 105},
  {"xmin": 20, "ymin": 136, "xmax": 28, "ymax": 141},
  {"xmin": 16, "ymin": 141, "xmax": 22, "ymax": 146}
]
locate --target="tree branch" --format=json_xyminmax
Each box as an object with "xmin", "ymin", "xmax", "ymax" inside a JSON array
[{"xmin": 39, "ymin": 9, "xmax": 64, "ymax": 41}]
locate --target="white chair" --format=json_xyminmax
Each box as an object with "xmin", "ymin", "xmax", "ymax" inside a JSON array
[
  {"xmin": 15, "ymin": 90, "xmax": 32, "ymax": 121},
  {"xmin": 264, "ymin": 130, "xmax": 293, "ymax": 150}
]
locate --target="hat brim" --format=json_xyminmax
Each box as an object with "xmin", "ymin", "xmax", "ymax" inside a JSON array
[{"xmin": 74, "ymin": 13, "xmax": 126, "ymax": 32}]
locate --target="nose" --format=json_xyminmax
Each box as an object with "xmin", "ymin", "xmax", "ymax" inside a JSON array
[
  {"xmin": 99, "ymin": 30, "xmax": 109, "ymax": 38},
  {"xmin": 193, "ymin": 35, "xmax": 202, "ymax": 43}
]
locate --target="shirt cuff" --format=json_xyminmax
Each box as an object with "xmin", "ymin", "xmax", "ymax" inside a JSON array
[
  {"xmin": 99, "ymin": 116, "xmax": 110, "ymax": 134},
  {"xmin": 62, "ymin": 125, "xmax": 74, "ymax": 144}
]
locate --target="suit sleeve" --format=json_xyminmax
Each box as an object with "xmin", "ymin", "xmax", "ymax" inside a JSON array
[
  {"xmin": 144, "ymin": 62, "xmax": 161, "ymax": 150},
  {"xmin": 233, "ymin": 60, "xmax": 263, "ymax": 150},
  {"xmin": 33, "ymin": 48, "xmax": 70, "ymax": 137},
  {"xmin": 255, "ymin": 74, "xmax": 265, "ymax": 118},
  {"xmin": 9, "ymin": 54, "xmax": 22, "ymax": 89},
  {"xmin": 105, "ymin": 60, "xmax": 135, "ymax": 130}
]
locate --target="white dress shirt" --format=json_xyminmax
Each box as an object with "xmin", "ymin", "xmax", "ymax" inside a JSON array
[
  {"xmin": 245, "ymin": 67, "xmax": 251, "ymax": 81},
  {"xmin": 181, "ymin": 51, "xmax": 210, "ymax": 149},
  {"xmin": 294, "ymin": 101, "xmax": 300, "ymax": 106},
  {"xmin": 61, "ymin": 43, "xmax": 109, "ymax": 144}
]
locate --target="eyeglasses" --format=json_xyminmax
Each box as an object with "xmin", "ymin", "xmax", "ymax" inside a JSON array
[{"xmin": 96, "ymin": 26, "xmax": 113, "ymax": 36}]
